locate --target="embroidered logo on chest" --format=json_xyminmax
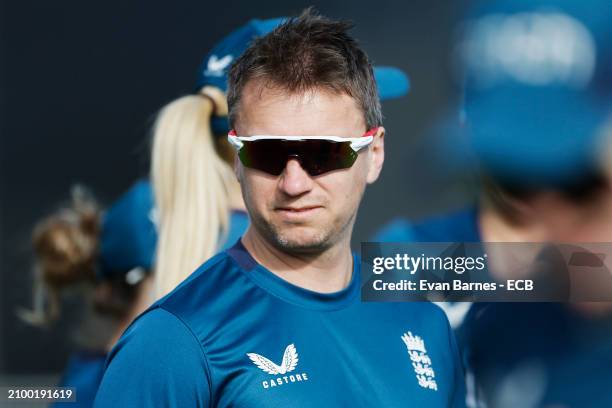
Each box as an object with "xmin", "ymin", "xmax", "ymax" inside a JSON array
[
  {"xmin": 401, "ymin": 331, "xmax": 438, "ymax": 391},
  {"xmin": 247, "ymin": 344, "xmax": 310, "ymax": 389}
]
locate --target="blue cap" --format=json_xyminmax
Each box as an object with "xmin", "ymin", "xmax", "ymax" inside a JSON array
[
  {"xmin": 455, "ymin": 0, "xmax": 612, "ymax": 187},
  {"xmin": 196, "ymin": 18, "xmax": 410, "ymax": 133},
  {"xmin": 99, "ymin": 180, "xmax": 157, "ymax": 281},
  {"xmin": 196, "ymin": 18, "xmax": 286, "ymax": 92}
]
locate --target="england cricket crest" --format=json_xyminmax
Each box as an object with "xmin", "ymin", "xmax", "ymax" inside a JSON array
[{"xmin": 401, "ymin": 331, "xmax": 438, "ymax": 391}]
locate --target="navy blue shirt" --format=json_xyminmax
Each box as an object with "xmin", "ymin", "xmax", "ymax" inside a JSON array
[{"xmin": 94, "ymin": 241, "xmax": 466, "ymax": 407}]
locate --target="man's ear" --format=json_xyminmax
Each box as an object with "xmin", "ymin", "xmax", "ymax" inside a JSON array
[{"xmin": 366, "ymin": 126, "xmax": 385, "ymax": 184}]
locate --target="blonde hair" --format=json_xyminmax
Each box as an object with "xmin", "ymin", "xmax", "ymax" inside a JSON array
[{"xmin": 151, "ymin": 86, "xmax": 241, "ymax": 298}]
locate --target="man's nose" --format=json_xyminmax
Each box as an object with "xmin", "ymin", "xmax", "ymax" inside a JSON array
[{"xmin": 278, "ymin": 158, "xmax": 314, "ymax": 196}]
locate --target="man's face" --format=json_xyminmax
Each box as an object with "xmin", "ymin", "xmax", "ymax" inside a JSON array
[{"xmin": 234, "ymin": 81, "xmax": 384, "ymax": 254}]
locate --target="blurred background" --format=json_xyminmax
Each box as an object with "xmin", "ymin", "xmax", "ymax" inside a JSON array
[{"xmin": 1, "ymin": 0, "xmax": 469, "ymax": 382}]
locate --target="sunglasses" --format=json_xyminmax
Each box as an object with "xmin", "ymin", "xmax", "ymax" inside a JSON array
[{"xmin": 227, "ymin": 128, "xmax": 378, "ymax": 176}]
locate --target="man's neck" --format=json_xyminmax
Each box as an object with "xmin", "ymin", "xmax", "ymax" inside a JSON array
[{"xmin": 241, "ymin": 228, "xmax": 354, "ymax": 294}]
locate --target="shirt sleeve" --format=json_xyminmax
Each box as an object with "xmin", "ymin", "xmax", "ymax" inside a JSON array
[{"xmin": 94, "ymin": 307, "xmax": 211, "ymax": 407}]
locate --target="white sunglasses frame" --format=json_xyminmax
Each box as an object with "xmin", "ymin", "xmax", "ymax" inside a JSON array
[{"xmin": 227, "ymin": 134, "xmax": 374, "ymax": 152}]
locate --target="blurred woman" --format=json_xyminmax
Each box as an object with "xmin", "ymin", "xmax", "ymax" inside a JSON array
[
  {"xmin": 24, "ymin": 186, "xmax": 147, "ymax": 408},
  {"xmin": 150, "ymin": 18, "xmax": 288, "ymax": 298}
]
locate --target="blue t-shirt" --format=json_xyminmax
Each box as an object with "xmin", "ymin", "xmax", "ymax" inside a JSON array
[
  {"xmin": 94, "ymin": 241, "xmax": 466, "ymax": 407},
  {"xmin": 373, "ymin": 208, "xmax": 612, "ymax": 408}
]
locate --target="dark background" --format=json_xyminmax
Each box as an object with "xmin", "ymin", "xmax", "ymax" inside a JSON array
[{"xmin": 1, "ymin": 0, "xmax": 470, "ymax": 375}]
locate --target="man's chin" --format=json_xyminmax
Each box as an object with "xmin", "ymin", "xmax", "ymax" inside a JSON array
[{"xmin": 272, "ymin": 228, "xmax": 332, "ymax": 254}]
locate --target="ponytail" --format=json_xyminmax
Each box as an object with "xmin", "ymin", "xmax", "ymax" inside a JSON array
[{"xmin": 152, "ymin": 86, "xmax": 240, "ymax": 298}]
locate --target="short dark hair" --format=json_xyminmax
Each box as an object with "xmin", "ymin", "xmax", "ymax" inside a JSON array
[{"xmin": 227, "ymin": 8, "xmax": 382, "ymax": 130}]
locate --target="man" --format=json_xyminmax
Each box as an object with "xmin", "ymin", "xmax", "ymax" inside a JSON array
[{"xmin": 95, "ymin": 10, "xmax": 465, "ymax": 407}]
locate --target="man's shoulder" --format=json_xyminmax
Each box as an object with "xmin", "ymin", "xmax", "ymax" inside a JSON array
[
  {"xmin": 97, "ymin": 306, "xmax": 211, "ymax": 407},
  {"xmin": 136, "ymin": 250, "xmax": 248, "ymax": 341},
  {"xmin": 108, "ymin": 252, "xmax": 241, "ymax": 359},
  {"xmin": 156, "ymin": 251, "xmax": 243, "ymax": 311},
  {"xmin": 158, "ymin": 251, "xmax": 233, "ymax": 298}
]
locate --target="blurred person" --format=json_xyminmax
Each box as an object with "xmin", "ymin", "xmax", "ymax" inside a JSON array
[
  {"xmin": 24, "ymin": 186, "xmax": 152, "ymax": 408},
  {"xmin": 148, "ymin": 17, "xmax": 281, "ymax": 297},
  {"xmin": 94, "ymin": 9, "xmax": 465, "ymax": 407},
  {"xmin": 27, "ymin": 177, "xmax": 246, "ymax": 407},
  {"xmin": 373, "ymin": 0, "xmax": 612, "ymax": 407}
]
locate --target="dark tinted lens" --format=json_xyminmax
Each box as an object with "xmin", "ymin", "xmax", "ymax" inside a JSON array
[
  {"xmin": 295, "ymin": 140, "xmax": 357, "ymax": 176},
  {"xmin": 238, "ymin": 139, "xmax": 357, "ymax": 176},
  {"xmin": 239, "ymin": 140, "xmax": 290, "ymax": 175}
]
